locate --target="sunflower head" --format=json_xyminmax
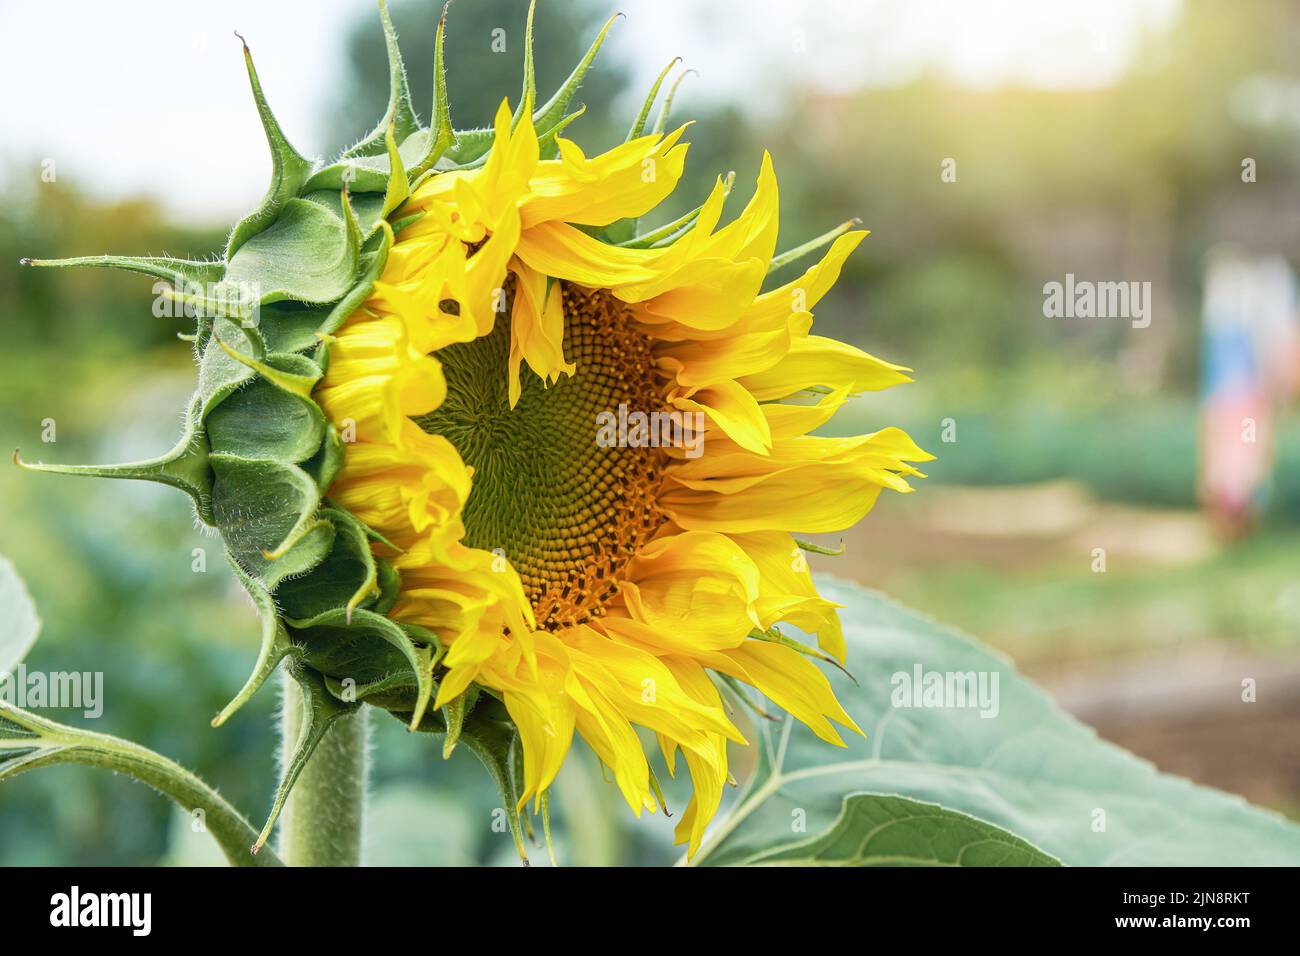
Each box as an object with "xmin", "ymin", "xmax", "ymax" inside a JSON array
[{"xmin": 18, "ymin": 0, "xmax": 931, "ymax": 860}]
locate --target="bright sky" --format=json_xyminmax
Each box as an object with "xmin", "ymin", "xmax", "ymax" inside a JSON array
[{"xmin": 0, "ymin": 0, "xmax": 1179, "ymax": 223}]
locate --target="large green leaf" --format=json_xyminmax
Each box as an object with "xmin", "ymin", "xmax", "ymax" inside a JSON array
[
  {"xmin": 0, "ymin": 555, "xmax": 40, "ymax": 673},
  {"xmin": 749, "ymin": 794, "xmax": 1058, "ymax": 866},
  {"xmin": 692, "ymin": 579, "xmax": 1300, "ymax": 866}
]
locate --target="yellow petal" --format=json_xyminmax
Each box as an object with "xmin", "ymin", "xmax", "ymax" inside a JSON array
[
  {"xmin": 656, "ymin": 314, "xmax": 809, "ymax": 389},
  {"xmin": 670, "ymin": 380, "xmax": 772, "ymax": 455},
  {"xmin": 717, "ymin": 639, "xmax": 862, "ymax": 746},
  {"xmin": 738, "ymin": 334, "xmax": 913, "ymax": 401},
  {"xmin": 522, "ymin": 127, "xmax": 690, "ymax": 229},
  {"xmin": 507, "ymin": 260, "xmax": 575, "ymax": 407},
  {"xmin": 620, "ymin": 531, "xmax": 762, "ymax": 648},
  {"xmin": 515, "ymin": 220, "xmax": 665, "ymax": 286},
  {"xmin": 729, "ymin": 530, "xmax": 846, "ymax": 663},
  {"xmin": 743, "ymin": 230, "xmax": 867, "ymax": 332}
]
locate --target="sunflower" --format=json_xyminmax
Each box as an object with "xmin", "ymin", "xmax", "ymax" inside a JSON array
[
  {"xmin": 20, "ymin": 1, "xmax": 929, "ymax": 860},
  {"xmin": 317, "ymin": 98, "xmax": 929, "ymax": 855}
]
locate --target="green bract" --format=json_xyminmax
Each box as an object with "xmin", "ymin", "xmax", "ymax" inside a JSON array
[{"xmin": 16, "ymin": 1, "xmax": 621, "ymax": 853}]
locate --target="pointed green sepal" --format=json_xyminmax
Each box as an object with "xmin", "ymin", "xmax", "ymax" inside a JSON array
[
  {"xmin": 794, "ymin": 537, "xmax": 846, "ymax": 556},
  {"xmin": 343, "ymin": 0, "xmax": 422, "ymax": 159},
  {"xmin": 341, "ymin": 184, "xmax": 366, "ymax": 255},
  {"xmin": 14, "ymin": 393, "xmax": 213, "ymax": 523},
  {"xmin": 408, "ymin": 4, "xmax": 455, "ymax": 177},
  {"xmin": 389, "ymin": 210, "xmax": 426, "ymax": 234},
  {"xmin": 213, "ymin": 558, "xmax": 295, "ymax": 728},
  {"xmin": 770, "ymin": 220, "xmax": 864, "ymax": 273},
  {"xmin": 441, "ymin": 8, "xmax": 622, "ymax": 168},
  {"xmin": 652, "ymin": 67, "xmax": 696, "ymax": 135},
  {"xmin": 628, "ymin": 58, "xmax": 681, "ymax": 142},
  {"xmin": 381, "ymin": 125, "xmax": 411, "ymax": 218},
  {"xmin": 616, "ymin": 172, "xmax": 734, "ymax": 248},
  {"xmin": 252, "ymin": 664, "xmax": 358, "ymax": 854},
  {"xmin": 227, "ymin": 35, "xmax": 316, "ymax": 259},
  {"xmin": 539, "ymin": 790, "xmax": 558, "ymax": 866},
  {"xmin": 407, "ymin": 643, "xmax": 437, "ymax": 731},
  {"xmin": 648, "ymin": 765, "xmax": 672, "ymax": 817},
  {"xmin": 214, "ymin": 338, "xmax": 321, "ymax": 399},
  {"xmin": 460, "ymin": 713, "xmax": 530, "ymax": 865},
  {"xmin": 441, "ymin": 686, "xmax": 477, "ymax": 759},
  {"xmin": 19, "ymin": 255, "xmax": 224, "ymax": 288},
  {"xmin": 716, "ymin": 672, "xmax": 781, "ymax": 722},
  {"xmin": 512, "ymin": 0, "xmax": 539, "ymax": 127},
  {"xmin": 750, "ymin": 626, "xmax": 857, "ymax": 684},
  {"xmin": 540, "ymin": 103, "xmax": 586, "ymax": 152},
  {"xmin": 440, "ymin": 105, "xmax": 586, "ymax": 174},
  {"xmin": 533, "ymin": 11, "xmax": 622, "ymax": 136}
]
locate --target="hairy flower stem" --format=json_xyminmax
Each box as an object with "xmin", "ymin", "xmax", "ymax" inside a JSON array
[{"xmin": 278, "ymin": 671, "xmax": 369, "ymax": 866}]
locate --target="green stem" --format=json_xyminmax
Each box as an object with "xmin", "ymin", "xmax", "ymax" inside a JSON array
[
  {"xmin": 0, "ymin": 701, "xmax": 281, "ymax": 867},
  {"xmin": 278, "ymin": 671, "xmax": 369, "ymax": 866}
]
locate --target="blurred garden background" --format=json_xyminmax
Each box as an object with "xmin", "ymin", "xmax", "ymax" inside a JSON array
[{"xmin": 1, "ymin": 0, "xmax": 1297, "ymax": 864}]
